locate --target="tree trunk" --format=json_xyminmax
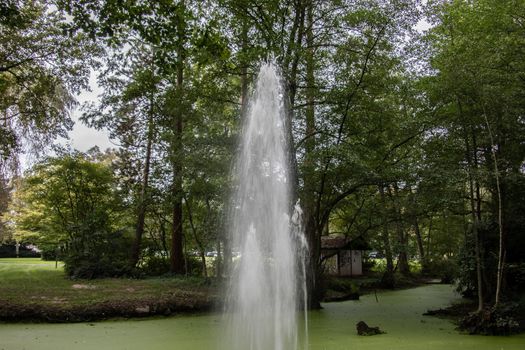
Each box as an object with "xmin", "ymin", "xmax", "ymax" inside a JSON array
[
  {"xmin": 303, "ymin": 0, "xmax": 322, "ymax": 309},
  {"xmin": 391, "ymin": 183, "xmax": 410, "ymax": 276},
  {"xmin": 409, "ymin": 187, "xmax": 425, "ymax": 264},
  {"xmin": 482, "ymin": 109, "xmax": 505, "ymax": 308},
  {"xmin": 468, "ymin": 165, "xmax": 484, "ymax": 312},
  {"xmin": 414, "ymin": 216, "xmax": 425, "ymax": 261},
  {"xmin": 283, "ymin": 0, "xmax": 305, "ymax": 203},
  {"xmin": 130, "ymin": 100, "xmax": 155, "ymax": 267},
  {"xmin": 379, "ymin": 184, "xmax": 395, "ymax": 287},
  {"xmin": 426, "ymin": 215, "xmax": 433, "ymax": 258},
  {"xmin": 184, "ymin": 197, "xmax": 207, "ymax": 278},
  {"xmin": 170, "ymin": 1, "xmax": 186, "ymax": 274},
  {"xmin": 458, "ymin": 99, "xmax": 484, "ymax": 312}
]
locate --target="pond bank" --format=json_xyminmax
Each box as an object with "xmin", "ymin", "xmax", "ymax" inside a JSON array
[
  {"xmin": 0, "ymin": 258, "xmax": 216, "ymax": 323},
  {"xmin": 1, "ymin": 284, "xmax": 524, "ymax": 350}
]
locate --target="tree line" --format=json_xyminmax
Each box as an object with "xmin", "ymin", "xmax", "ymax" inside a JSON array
[{"xmin": 1, "ymin": 0, "xmax": 524, "ymax": 311}]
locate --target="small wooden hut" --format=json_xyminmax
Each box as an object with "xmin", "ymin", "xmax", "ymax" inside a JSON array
[{"xmin": 321, "ymin": 235, "xmax": 371, "ymax": 277}]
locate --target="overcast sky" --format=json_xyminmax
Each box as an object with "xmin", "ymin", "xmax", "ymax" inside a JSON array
[{"xmin": 61, "ymin": 71, "xmax": 114, "ymax": 152}]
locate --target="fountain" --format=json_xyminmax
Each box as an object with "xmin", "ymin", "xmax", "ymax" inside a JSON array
[{"xmin": 225, "ymin": 62, "xmax": 308, "ymax": 350}]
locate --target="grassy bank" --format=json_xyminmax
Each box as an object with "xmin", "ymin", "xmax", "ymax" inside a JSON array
[{"xmin": 0, "ymin": 258, "xmax": 216, "ymax": 322}]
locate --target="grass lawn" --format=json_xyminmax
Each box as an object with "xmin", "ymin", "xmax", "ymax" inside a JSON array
[{"xmin": 0, "ymin": 258, "xmax": 216, "ymax": 322}]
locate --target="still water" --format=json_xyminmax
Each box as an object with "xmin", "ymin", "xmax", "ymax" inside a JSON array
[{"xmin": 1, "ymin": 284, "xmax": 523, "ymax": 350}]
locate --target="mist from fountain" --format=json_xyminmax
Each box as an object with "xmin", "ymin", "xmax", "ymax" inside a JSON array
[{"xmin": 225, "ymin": 62, "xmax": 308, "ymax": 350}]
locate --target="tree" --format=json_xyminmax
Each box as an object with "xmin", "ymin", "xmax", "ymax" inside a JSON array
[
  {"xmin": 0, "ymin": 173, "xmax": 12, "ymax": 242},
  {"xmin": 422, "ymin": 0, "xmax": 525, "ymax": 310},
  {"xmin": 61, "ymin": 0, "xmax": 238, "ymax": 275},
  {"xmin": 0, "ymin": 0, "xmax": 97, "ymax": 171},
  {"xmin": 9, "ymin": 150, "xmax": 131, "ymax": 278}
]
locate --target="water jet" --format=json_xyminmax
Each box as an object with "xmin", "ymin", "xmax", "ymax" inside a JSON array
[{"xmin": 225, "ymin": 62, "xmax": 308, "ymax": 350}]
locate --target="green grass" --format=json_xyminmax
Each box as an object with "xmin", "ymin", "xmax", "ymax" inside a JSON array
[
  {"xmin": 0, "ymin": 258, "xmax": 213, "ymax": 314},
  {"xmin": 0, "ymin": 257, "xmax": 59, "ymax": 265}
]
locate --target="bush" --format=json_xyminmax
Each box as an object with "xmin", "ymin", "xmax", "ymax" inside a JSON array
[
  {"xmin": 325, "ymin": 276, "xmax": 359, "ymax": 294},
  {"xmin": 63, "ymin": 230, "xmax": 133, "ymax": 279},
  {"xmin": 39, "ymin": 245, "xmax": 66, "ymax": 261},
  {"xmin": 362, "ymin": 258, "xmax": 376, "ymax": 273},
  {"xmin": 40, "ymin": 247, "xmax": 58, "ymax": 261},
  {"xmin": 456, "ymin": 222, "xmax": 499, "ymax": 299},
  {"xmin": 422, "ymin": 258, "xmax": 458, "ymax": 284},
  {"xmin": 185, "ymin": 255, "xmax": 207, "ymax": 277},
  {"xmin": 140, "ymin": 255, "xmax": 170, "ymax": 276},
  {"xmin": 139, "ymin": 254, "xmax": 207, "ymax": 277},
  {"xmin": 506, "ymin": 263, "xmax": 525, "ymax": 293},
  {"xmin": 0, "ymin": 244, "xmax": 40, "ymax": 258},
  {"xmin": 459, "ymin": 304, "xmax": 522, "ymax": 335}
]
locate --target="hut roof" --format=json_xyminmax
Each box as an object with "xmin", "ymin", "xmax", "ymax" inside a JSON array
[{"xmin": 321, "ymin": 235, "xmax": 371, "ymax": 250}]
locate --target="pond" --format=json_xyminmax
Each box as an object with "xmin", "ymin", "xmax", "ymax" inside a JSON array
[{"xmin": 1, "ymin": 284, "xmax": 523, "ymax": 350}]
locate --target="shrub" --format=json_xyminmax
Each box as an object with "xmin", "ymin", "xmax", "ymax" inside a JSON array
[
  {"xmin": 63, "ymin": 230, "xmax": 133, "ymax": 279},
  {"xmin": 325, "ymin": 276, "xmax": 359, "ymax": 294},
  {"xmin": 422, "ymin": 258, "xmax": 458, "ymax": 284},
  {"xmin": 40, "ymin": 247, "xmax": 59, "ymax": 261},
  {"xmin": 140, "ymin": 255, "xmax": 171, "ymax": 276},
  {"xmin": 506, "ymin": 263, "xmax": 525, "ymax": 293},
  {"xmin": 0, "ymin": 243, "xmax": 40, "ymax": 258}
]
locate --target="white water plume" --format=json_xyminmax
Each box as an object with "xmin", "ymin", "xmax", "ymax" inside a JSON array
[{"xmin": 224, "ymin": 62, "xmax": 308, "ymax": 350}]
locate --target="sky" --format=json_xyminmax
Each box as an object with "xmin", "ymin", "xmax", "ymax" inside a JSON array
[{"xmin": 61, "ymin": 71, "xmax": 114, "ymax": 152}]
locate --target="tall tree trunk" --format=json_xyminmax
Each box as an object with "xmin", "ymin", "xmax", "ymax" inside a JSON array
[
  {"xmin": 379, "ymin": 184, "xmax": 395, "ymax": 287},
  {"xmin": 170, "ymin": 1, "xmax": 186, "ymax": 274},
  {"xmin": 284, "ymin": 0, "xmax": 305, "ymax": 199},
  {"xmin": 409, "ymin": 187, "xmax": 425, "ymax": 263},
  {"xmin": 458, "ymin": 100, "xmax": 484, "ymax": 312},
  {"xmin": 303, "ymin": 0, "xmax": 321, "ymax": 309},
  {"xmin": 414, "ymin": 216, "xmax": 425, "ymax": 261},
  {"xmin": 467, "ymin": 163, "xmax": 484, "ymax": 312},
  {"xmin": 158, "ymin": 212, "xmax": 169, "ymax": 258},
  {"xmin": 130, "ymin": 100, "xmax": 155, "ymax": 267},
  {"xmin": 391, "ymin": 183, "xmax": 410, "ymax": 276},
  {"xmin": 184, "ymin": 197, "xmax": 207, "ymax": 278},
  {"xmin": 482, "ymin": 109, "xmax": 504, "ymax": 308},
  {"xmin": 471, "ymin": 130, "xmax": 483, "ymax": 222},
  {"xmin": 426, "ymin": 215, "xmax": 433, "ymax": 259}
]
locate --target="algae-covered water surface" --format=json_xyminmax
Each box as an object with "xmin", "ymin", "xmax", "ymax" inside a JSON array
[{"xmin": 1, "ymin": 284, "xmax": 523, "ymax": 350}]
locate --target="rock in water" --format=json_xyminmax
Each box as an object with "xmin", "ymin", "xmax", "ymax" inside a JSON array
[{"xmin": 356, "ymin": 321, "xmax": 385, "ymax": 336}]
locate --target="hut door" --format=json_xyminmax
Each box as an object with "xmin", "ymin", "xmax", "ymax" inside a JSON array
[{"xmin": 351, "ymin": 250, "xmax": 362, "ymax": 276}]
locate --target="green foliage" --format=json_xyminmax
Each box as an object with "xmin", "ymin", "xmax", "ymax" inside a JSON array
[
  {"xmin": 506, "ymin": 263, "xmax": 525, "ymax": 293},
  {"xmin": 422, "ymin": 258, "xmax": 458, "ymax": 284},
  {"xmin": 0, "ymin": 0, "xmax": 98, "ymax": 168},
  {"xmin": 0, "ymin": 0, "xmax": 519, "ymax": 308},
  {"xmin": 9, "ymin": 151, "xmax": 132, "ymax": 278},
  {"xmin": 0, "ymin": 243, "xmax": 39, "ymax": 258},
  {"xmin": 325, "ymin": 277, "xmax": 360, "ymax": 295},
  {"xmin": 455, "ymin": 232, "xmax": 479, "ymax": 299},
  {"xmin": 63, "ymin": 230, "xmax": 132, "ymax": 278},
  {"xmin": 456, "ymin": 223, "xmax": 499, "ymax": 299},
  {"xmin": 140, "ymin": 255, "xmax": 171, "ymax": 277},
  {"xmin": 459, "ymin": 304, "xmax": 521, "ymax": 335},
  {"xmin": 40, "ymin": 246, "xmax": 60, "ymax": 261}
]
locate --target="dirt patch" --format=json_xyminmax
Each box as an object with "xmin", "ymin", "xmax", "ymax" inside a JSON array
[{"xmin": 72, "ymin": 284, "xmax": 96, "ymax": 290}]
